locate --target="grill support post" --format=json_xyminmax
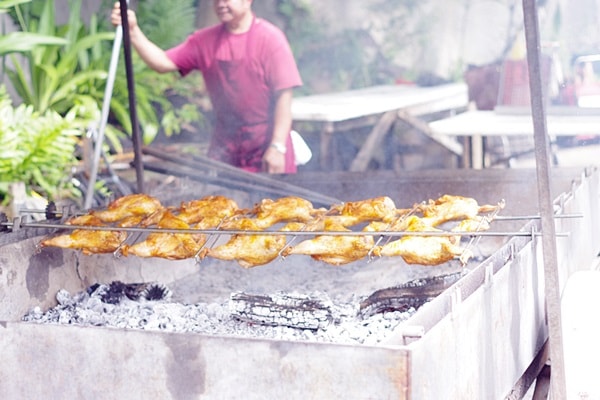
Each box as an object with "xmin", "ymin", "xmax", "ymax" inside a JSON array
[{"xmin": 522, "ymin": 0, "xmax": 566, "ymax": 397}]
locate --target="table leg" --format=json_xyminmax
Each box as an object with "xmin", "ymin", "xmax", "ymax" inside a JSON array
[
  {"xmin": 320, "ymin": 121, "xmax": 335, "ymax": 170},
  {"xmin": 350, "ymin": 111, "xmax": 398, "ymax": 172},
  {"xmin": 460, "ymin": 137, "xmax": 471, "ymax": 168},
  {"xmin": 471, "ymin": 135, "xmax": 484, "ymax": 169}
]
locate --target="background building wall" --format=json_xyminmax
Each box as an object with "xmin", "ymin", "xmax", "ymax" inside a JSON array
[{"xmin": 7, "ymin": 0, "xmax": 600, "ymax": 85}]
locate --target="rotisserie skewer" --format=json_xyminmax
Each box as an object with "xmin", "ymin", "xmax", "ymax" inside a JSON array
[{"xmin": 37, "ymin": 193, "xmax": 504, "ymax": 267}]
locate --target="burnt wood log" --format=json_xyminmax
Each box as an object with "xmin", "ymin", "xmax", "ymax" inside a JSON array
[{"xmin": 229, "ymin": 291, "xmax": 343, "ymax": 330}]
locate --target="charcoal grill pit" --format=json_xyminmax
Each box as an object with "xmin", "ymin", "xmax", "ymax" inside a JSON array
[{"xmin": 0, "ymin": 167, "xmax": 598, "ymax": 399}]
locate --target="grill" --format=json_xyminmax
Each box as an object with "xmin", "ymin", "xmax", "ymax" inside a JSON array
[
  {"xmin": 1, "ymin": 2, "xmax": 596, "ymax": 396},
  {"xmin": 1, "ymin": 167, "xmax": 598, "ymax": 399}
]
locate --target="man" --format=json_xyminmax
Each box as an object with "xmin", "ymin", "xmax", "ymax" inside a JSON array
[{"xmin": 111, "ymin": 0, "xmax": 302, "ymax": 173}]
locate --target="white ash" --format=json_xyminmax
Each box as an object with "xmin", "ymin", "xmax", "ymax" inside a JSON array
[{"xmin": 22, "ymin": 282, "xmax": 418, "ymax": 345}]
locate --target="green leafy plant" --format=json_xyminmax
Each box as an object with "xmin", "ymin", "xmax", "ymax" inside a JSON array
[
  {"xmin": 0, "ymin": 0, "xmax": 68, "ymax": 55},
  {"xmin": 136, "ymin": 0, "xmax": 196, "ymax": 49},
  {"xmin": 0, "ymin": 86, "xmax": 81, "ymax": 202},
  {"xmin": 0, "ymin": 0, "xmax": 121, "ymax": 201},
  {"xmin": 5, "ymin": 0, "xmax": 114, "ymax": 116},
  {"xmin": 2, "ymin": 0, "xmax": 131, "ymax": 152},
  {"xmin": 99, "ymin": 0, "xmax": 204, "ymax": 144}
]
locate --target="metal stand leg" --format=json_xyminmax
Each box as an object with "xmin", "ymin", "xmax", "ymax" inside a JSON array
[{"xmin": 532, "ymin": 364, "xmax": 551, "ymax": 400}]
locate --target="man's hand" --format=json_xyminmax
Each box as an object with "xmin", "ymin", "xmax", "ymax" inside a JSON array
[
  {"xmin": 110, "ymin": 2, "xmax": 138, "ymax": 31},
  {"xmin": 265, "ymin": 88, "xmax": 294, "ymax": 173},
  {"xmin": 109, "ymin": 2, "xmax": 177, "ymax": 73},
  {"xmin": 263, "ymin": 147, "xmax": 286, "ymax": 173}
]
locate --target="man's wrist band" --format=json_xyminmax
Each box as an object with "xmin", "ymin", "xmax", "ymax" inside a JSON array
[{"xmin": 269, "ymin": 142, "xmax": 287, "ymax": 154}]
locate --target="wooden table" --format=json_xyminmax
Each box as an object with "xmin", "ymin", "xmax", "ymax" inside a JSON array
[
  {"xmin": 429, "ymin": 107, "xmax": 600, "ymax": 168},
  {"xmin": 291, "ymin": 83, "xmax": 468, "ymax": 170}
]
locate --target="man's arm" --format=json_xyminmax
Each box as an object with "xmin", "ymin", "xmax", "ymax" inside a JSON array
[
  {"xmin": 263, "ymin": 88, "xmax": 294, "ymax": 173},
  {"xmin": 111, "ymin": 2, "xmax": 177, "ymax": 73}
]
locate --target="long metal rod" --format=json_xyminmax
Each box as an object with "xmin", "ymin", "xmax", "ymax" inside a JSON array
[
  {"xmin": 142, "ymin": 146, "xmax": 342, "ymax": 206},
  {"xmin": 83, "ymin": 21, "xmax": 124, "ymax": 210},
  {"xmin": 119, "ymin": 0, "xmax": 144, "ymax": 194},
  {"xmin": 1, "ymin": 219, "xmax": 568, "ymax": 238},
  {"xmin": 142, "ymin": 146, "xmax": 318, "ymax": 194},
  {"xmin": 522, "ymin": 0, "xmax": 566, "ymax": 397},
  {"xmin": 494, "ymin": 214, "xmax": 582, "ymax": 220},
  {"xmin": 143, "ymin": 162, "xmax": 340, "ymax": 208},
  {"xmin": 15, "ymin": 208, "xmax": 584, "ymax": 221}
]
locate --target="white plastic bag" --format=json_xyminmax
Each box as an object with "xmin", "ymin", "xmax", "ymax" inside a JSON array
[{"xmin": 291, "ymin": 130, "xmax": 312, "ymax": 166}]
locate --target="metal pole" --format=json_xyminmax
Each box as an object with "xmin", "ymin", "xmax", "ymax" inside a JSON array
[
  {"xmin": 119, "ymin": 0, "xmax": 145, "ymax": 194},
  {"xmin": 521, "ymin": 0, "xmax": 566, "ymax": 398},
  {"xmin": 83, "ymin": 24, "xmax": 124, "ymax": 210}
]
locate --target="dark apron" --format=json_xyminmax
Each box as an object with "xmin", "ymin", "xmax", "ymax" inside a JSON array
[{"xmin": 204, "ymin": 18, "xmax": 295, "ymax": 172}]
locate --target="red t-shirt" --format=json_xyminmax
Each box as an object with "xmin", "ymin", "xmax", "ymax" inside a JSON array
[{"xmin": 166, "ymin": 18, "xmax": 302, "ymax": 172}]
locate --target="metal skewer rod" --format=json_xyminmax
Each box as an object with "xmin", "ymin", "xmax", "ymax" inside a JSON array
[
  {"xmin": 277, "ymin": 220, "xmax": 313, "ymax": 258},
  {"xmin": 493, "ymin": 213, "xmax": 582, "ymax": 220},
  {"xmin": 461, "ymin": 201, "xmax": 506, "ymax": 264},
  {"xmin": 367, "ymin": 203, "xmax": 422, "ymax": 257},
  {"xmin": 83, "ymin": 7, "xmax": 125, "ymax": 210},
  {"xmin": 193, "ymin": 218, "xmax": 229, "ymax": 264},
  {"xmin": 2, "ymin": 220, "xmax": 569, "ymax": 238},
  {"xmin": 13, "ymin": 207, "xmax": 584, "ymax": 221},
  {"xmin": 141, "ymin": 146, "xmax": 341, "ymax": 206}
]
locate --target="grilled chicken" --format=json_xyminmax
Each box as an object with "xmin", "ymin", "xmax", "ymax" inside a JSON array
[
  {"xmin": 375, "ymin": 235, "xmax": 471, "ymax": 265},
  {"xmin": 122, "ymin": 210, "xmax": 205, "ymax": 260},
  {"xmin": 42, "ymin": 193, "xmax": 495, "ymax": 267},
  {"xmin": 201, "ymin": 219, "xmax": 292, "ymax": 268},
  {"xmin": 282, "ymin": 219, "xmax": 380, "ymax": 266},
  {"xmin": 219, "ymin": 196, "xmax": 323, "ymax": 230},
  {"xmin": 91, "ymin": 194, "xmax": 163, "ymax": 223},
  {"xmin": 40, "ymin": 229, "xmax": 127, "ymax": 255},
  {"xmin": 40, "ymin": 215, "xmax": 127, "ymax": 255},
  {"xmin": 68, "ymin": 206, "xmax": 168, "ymax": 229},
  {"xmin": 328, "ymin": 196, "xmax": 405, "ymax": 227},
  {"xmin": 416, "ymin": 194, "xmax": 498, "ymax": 227},
  {"xmin": 217, "ymin": 196, "xmax": 324, "ymax": 231},
  {"xmin": 451, "ymin": 216, "xmax": 490, "ymax": 234},
  {"xmin": 65, "ymin": 214, "xmax": 104, "ymax": 226},
  {"xmin": 451, "ymin": 216, "xmax": 490, "ymax": 232},
  {"xmin": 373, "ymin": 216, "xmax": 472, "ymax": 265},
  {"xmin": 177, "ymin": 195, "xmax": 240, "ymax": 225},
  {"xmin": 216, "ymin": 216, "xmax": 261, "ymax": 231}
]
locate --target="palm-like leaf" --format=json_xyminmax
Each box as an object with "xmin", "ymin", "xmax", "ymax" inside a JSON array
[
  {"xmin": 0, "ymin": 32, "xmax": 67, "ymax": 55},
  {"xmin": 0, "ymin": 0, "xmax": 29, "ymax": 9},
  {"xmin": 4, "ymin": 0, "xmax": 113, "ymax": 118}
]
